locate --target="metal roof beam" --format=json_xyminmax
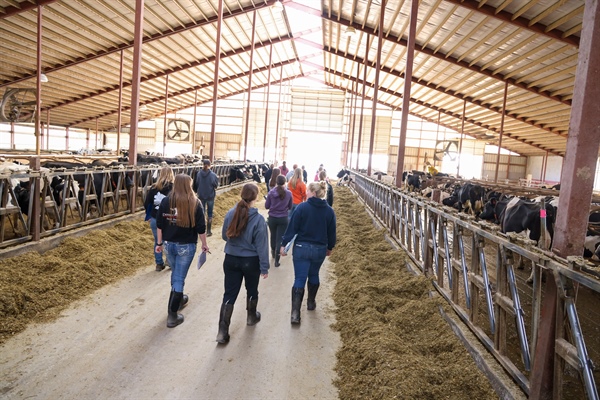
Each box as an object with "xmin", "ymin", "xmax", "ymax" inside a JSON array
[
  {"xmin": 318, "ymin": 13, "xmax": 571, "ymax": 106},
  {"xmin": 0, "ymin": 0, "xmax": 281, "ymax": 88},
  {"xmin": 0, "ymin": 0, "xmax": 58, "ymax": 19}
]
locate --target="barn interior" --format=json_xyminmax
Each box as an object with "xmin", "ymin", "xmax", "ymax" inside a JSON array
[{"xmin": 1, "ymin": 0, "xmax": 600, "ymax": 398}]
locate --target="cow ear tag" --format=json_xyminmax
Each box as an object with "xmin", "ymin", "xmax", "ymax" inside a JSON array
[{"xmin": 540, "ymin": 209, "xmax": 547, "ymax": 218}]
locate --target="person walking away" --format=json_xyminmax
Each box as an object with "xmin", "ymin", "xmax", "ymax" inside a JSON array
[
  {"xmin": 288, "ymin": 167, "xmax": 306, "ymax": 218},
  {"xmin": 268, "ymin": 168, "xmax": 281, "ymax": 191},
  {"xmin": 265, "ymin": 175, "xmax": 292, "ymax": 267},
  {"xmin": 156, "ymin": 174, "xmax": 210, "ymax": 328},
  {"xmin": 144, "ymin": 166, "xmax": 174, "ymax": 271},
  {"xmin": 279, "ymin": 161, "xmax": 289, "ymax": 177},
  {"xmin": 301, "ymin": 165, "xmax": 308, "ymax": 183},
  {"xmin": 314, "ymin": 165, "xmax": 324, "ymax": 181},
  {"xmin": 217, "ymin": 183, "xmax": 269, "ymax": 344},
  {"xmin": 319, "ymin": 170, "xmax": 334, "ymax": 207},
  {"xmin": 280, "ymin": 181, "xmax": 336, "ymax": 324},
  {"xmin": 286, "ymin": 163, "xmax": 298, "ymax": 181},
  {"xmin": 263, "ymin": 163, "xmax": 274, "ymax": 193},
  {"xmin": 196, "ymin": 159, "xmax": 219, "ymax": 236}
]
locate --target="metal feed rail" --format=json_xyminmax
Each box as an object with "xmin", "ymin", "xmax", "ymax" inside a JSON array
[
  {"xmin": 0, "ymin": 162, "xmax": 262, "ymax": 249},
  {"xmin": 351, "ymin": 172, "xmax": 599, "ymax": 400}
]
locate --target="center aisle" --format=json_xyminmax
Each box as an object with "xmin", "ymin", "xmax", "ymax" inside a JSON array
[{"xmin": 0, "ymin": 199, "xmax": 340, "ymax": 400}]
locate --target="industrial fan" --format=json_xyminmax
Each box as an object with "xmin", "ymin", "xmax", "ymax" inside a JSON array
[
  {"xmin": 166, "ymin": 119, "xmax": 190, "ymax": 141},
  {"xmin": 0, "ymin": 88, "xmax": 37, "ymax": 123},
  {"xmin": 433, "ymin": 140, "xmax": 458, "ymax": 161}
]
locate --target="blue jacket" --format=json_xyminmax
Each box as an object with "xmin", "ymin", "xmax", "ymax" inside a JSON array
[
  {"xmin": 196, "ymin": 169, "xmax": 219, "ymax": 200},
  {"xmin": 282, "ymin": 197, "xmax": 336, "ymax": 250},
  {"xmin": 222, "ymin": 207, "xmax": 270, "ymax": 274}
]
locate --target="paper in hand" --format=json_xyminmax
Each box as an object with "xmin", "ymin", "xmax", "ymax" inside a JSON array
[
  {"xmin": 197, "ymin": 251, "xmax": 207, "ymax": 270},
  {"xmin": 283, "ymin": 234, "xmax": 298, "ymax": 255}
]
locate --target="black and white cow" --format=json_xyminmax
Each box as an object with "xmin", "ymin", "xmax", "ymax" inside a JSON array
[
  {"xmin": 228, "ymin": 167, "xmax": 246, "ymax": 184},
  {"xmin": 336, "ymin": 168, "xmax": 352, "ymax": 186},
  {"xmin": 456, "ymin": 183, "xmax": 486, "ymax": 216}
]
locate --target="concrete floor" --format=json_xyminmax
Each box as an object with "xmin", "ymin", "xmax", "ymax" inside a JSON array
[{"xmin": 0, "ymin": 209, "xmax": 340, "ymax": 400}]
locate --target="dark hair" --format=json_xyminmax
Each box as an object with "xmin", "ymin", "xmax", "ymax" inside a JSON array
[
  {"xmin": 276, "ymin": 175, "xmax": 287, "ymax": 199},
  {"xmin": 226, "ymin": 183, "xmax": 259, "ymax": 238},
  {"xmin": 269, "ymin": 168, "xmax": 280, "ymax": 188}
]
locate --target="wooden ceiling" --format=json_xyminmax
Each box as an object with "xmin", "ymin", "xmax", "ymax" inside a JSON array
[{"xmin": 0, "ymin": 0, "xmax": 586, "ymax": 156}]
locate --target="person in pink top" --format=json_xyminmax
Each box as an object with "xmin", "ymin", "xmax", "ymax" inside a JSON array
[
  {"xmin": 288, "ymin": 168, "xmax": 306, "ymax": 218},
  {"xmin": 279, "ymin": 161, "xmax": 289, "ymax": 177}
]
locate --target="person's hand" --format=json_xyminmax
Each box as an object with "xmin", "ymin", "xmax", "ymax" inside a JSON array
[
  {"xmin": 155, "ymin": 244, "xmax": 163, "ymax": 253},
  {"xmin": 326, "ymin": 249, "xmax": 332, "ymax": 257},
  {"xmin": 261, "ymin": 273, "xmax": 269, "ymax": 279},
  {"xmin": 202, "ymin": 244, "xmax": 210, "ymax": 253},
  {"xmin": 280, "ymin": 246, "xmax": 287, "ymax": 256}
]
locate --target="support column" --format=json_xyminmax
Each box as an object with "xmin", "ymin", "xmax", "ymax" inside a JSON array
[
  {"xmin": 494, "ymin": 81, "xmax": 509, "ymax": 183},
  {"xmin": 128, "ymin": 0, "xmax": 144, "ymax": 168},
  {"xmin": 35, "ymin": 5, "xmax": 43, "ymax": 156},
  {"xmin": 117, "ymin": 50, "xmax": 124, "ymax": 153},
  {"xmin": 457, "ymin": 99, "xmax": 466, "ymax": 177},
  {"xmin": 530, "ymin": 0, "xmax": 600, "ymax": 398},
  {"xmin": 349, "ymin": 62, "xmax": 360, "ymax": 168},
  {"xmin": 262, "ymin": 44, "xmax": 274, "ymax": 162},
  {"xmin": 356, "ymin": 37, "xmax": 371, "ymax": 171},
  {"xmin": 367, "ymin": 0, "xmax": 385, "ymax": 176},
  {"xmin": 274, "ymin": 66, "xmax": 283, "ymax": 162},
  {"xmin": 394, "ymin": 0, "xmax": 418, "ymax": 187},
  {"xmin": 243, "ymin": 10, "xmax": 257, "ymax": 161},
  {"xmin": 163, "ymin": 74, "xmax": 169, "ymax": 156},
  {"xmin": 209, "ymin": 0, "xmax": 224, "ymax": 161},
  {"xmin": 192, "ymin": 89, "xmax": 198, "ymax": 154}
]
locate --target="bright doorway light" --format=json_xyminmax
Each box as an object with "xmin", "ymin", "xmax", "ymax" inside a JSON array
[{"xmin": 286, "ymin": 131, "xmax": 342, "ymax": 178}]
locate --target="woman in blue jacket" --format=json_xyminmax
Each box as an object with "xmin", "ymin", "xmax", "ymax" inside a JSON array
[
  {"xmin": 280, "ymin": 181, "xmax": 336, "ymax": 324},
  {"xmin": 217, "ymin": 183, "xmax": 269, "ymax": 344},
  {"xmin": 144, "ymin": 166, "xmax": 174, "ymax": 271}
]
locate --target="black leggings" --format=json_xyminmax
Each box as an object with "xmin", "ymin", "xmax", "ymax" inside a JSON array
[
  {"xmin": 222, "ymin": 254, "xmax": 261, "ymax": 304},
  {"xmin": 267, "ymin": 216, "xmax": 288, "ymax": 260}
]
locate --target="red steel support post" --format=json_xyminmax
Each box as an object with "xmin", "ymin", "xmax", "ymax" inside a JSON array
[
  {"xmin": 394, "ymin": 0, "xmax": 418, "ymax": 187},
  {"xmin": 367, "ymin": 0, "xmax": 385, "ymax": 176},
  {"xmin": 209, "ymin": 0, "xmax": 224, "ymax": 161},
  {"xmin": 530, "ymin": 0, "xmax": 600, "ymax": 398},
  {"xmin": 35, "ymin": 5, "xmax": 43, "ymax": 156},
  {"xmin": 356, "ymin": 37, "xmax": 371, "ymax": 171},
  {"xmin": 262, "ymin": 44, "xmax": 274, "ymax": 162},
  {"xmin": 163, "ymin": 74, "xmax": 169, "ymax": 156},
  {"xmin": 117, "ymin": 50, "xmax": 124, "ymax": 153},
  {"xmin": 243, "ymin": 10, "xmax": 257, "ymax": 161},
  {"xmin": 494, "ymin": 81, "xmax": 508, "ymax": 183},
  {"xmin": 274, "ymin": 66, "xmax": 283, "ymax": 162}
]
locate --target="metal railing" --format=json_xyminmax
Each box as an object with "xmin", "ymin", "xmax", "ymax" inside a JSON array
[
  {"xmin": 352, "ymin": 172, "xmax": 599, "ymax": 399},
  {"xmin": 0, "ymin": 161, "xmax": 263, "ymax": 249}
]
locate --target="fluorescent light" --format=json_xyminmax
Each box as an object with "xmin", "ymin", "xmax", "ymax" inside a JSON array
[
  {"xmin": 344, "ymin": 26, "xmax": 356, "ymax": 37},
  {"xmin": 273, "ymin": 0, "xmax": 283, "ymax": 10},
  {"xmin": 40, "ymin": 74, "xmax": 48, "ymax": 83}
]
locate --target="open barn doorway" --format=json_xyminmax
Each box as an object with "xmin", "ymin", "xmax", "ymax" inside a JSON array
[{"xmin": 286, "ymin": 131, "xmax": 342, "ymax": 180}]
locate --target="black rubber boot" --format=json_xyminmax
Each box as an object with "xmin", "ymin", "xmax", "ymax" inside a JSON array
[
  {"xmin": 291, "ymin": 287, "xmax": 305, "ymax": 324},
  {"xmin": 307, "ymin": 283, "xmax": 320, "ymax": 311},
  {"xmin": 207, "ymin": 218, "xmax": 213, "ymax": 237},
  {"xmin": 246, "ymin": 297, "xmax": 261, "ymax": 326},
  {"xmin": 179, "ymin": 294, "xmax": 189, "ymax": 310},
  {"xmin": 275, "ymin": 253, "xmax": 280, "ymax": 267},
  {"xmin": 167, "ymin": 291, "xmax": 184, "ymax": 328},
  {"xmin": 216, "ymin": 303, "xmax": 234, "ymax": 344}
]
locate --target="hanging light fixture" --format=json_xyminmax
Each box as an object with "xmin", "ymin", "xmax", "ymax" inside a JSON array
[
  {"xmin": 40, "ymin": 74, "xmax": 48, "ymax": 83},
  {"xmin": 344, "ymin": 26, "xmax": 356, "ymax": 37},
  {"xmin": 273, "ymin": 0, "xmax": 284, "ymax": 10}
]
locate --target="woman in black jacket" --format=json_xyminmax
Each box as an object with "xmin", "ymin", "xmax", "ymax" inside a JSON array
[{"xmin": 156, "ymin": 174, "xmax": 210, "ymax": 328}]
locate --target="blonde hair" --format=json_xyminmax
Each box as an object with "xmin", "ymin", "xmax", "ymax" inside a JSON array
[
  {"xmin": 226, "ymin": 183, "xmax": 259, "ymax": 238},
  {"xmin": 308, "ymin": 181, "xmax": 327, "ymax": 199},
  {"xmin": 168, "ymin": 174, "xmax": 199, "ymax": 228},
  {"xmin": 289, "ymin": 168, "xmax": 303, "ymax": 189},
  {"xmin": 153, "ymin": 166, "xmax": 174, "ymax": 191}
]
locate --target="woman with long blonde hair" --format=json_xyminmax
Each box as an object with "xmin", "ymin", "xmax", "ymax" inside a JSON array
[
  {"xmin": 144, "ymin": 166, "xmax": 174, "ymax": 271},
  {"xmin": 288, "ymin": 167, "xmax": 306, "ymax": 217},
  {"xmin": 156, "ymin": 174, "xmax": 209, "ymax": 328},
  {"xmin": 217, "ymin": 183, "xmax": 269, "ymax": 344}
]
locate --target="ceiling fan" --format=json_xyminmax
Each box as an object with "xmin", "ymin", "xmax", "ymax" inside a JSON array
[{"xmin": 166, "ymin": 119, "xmax": 190, "ymax": 141}]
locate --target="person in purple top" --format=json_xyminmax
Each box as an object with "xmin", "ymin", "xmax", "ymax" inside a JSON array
[{"xmin": 265, "ymin": 175, "xmax": 293, "ymax": 267}]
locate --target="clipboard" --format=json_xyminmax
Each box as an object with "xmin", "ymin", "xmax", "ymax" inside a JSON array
[
  {"xmin": 197, "ymin": 251, "xmax": 207, "ymax": 270},
  {"xmin": 283, "ymin": 234, "xmax": 297, "ymax": 255}
]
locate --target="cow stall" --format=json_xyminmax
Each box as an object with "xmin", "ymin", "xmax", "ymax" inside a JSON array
[{"xmin": 351, "ymin": 171, "xmax": 600, "ymax": 399}]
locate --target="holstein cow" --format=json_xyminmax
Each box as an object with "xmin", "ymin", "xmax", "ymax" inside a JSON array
[
  {"xmin": 479, "ymin": 197, "xmax": 511, "ymax": 225},
  {"xmin": 457, "ymin": 183, "xmax": 486, "ymax": 216},
  {"xmin": 336, "ymin": 168, "xmax": 352, "ymax": 186},
  {"xmin": 500, "ymin": 197, "xmax": 558, "ymax": 282},
  {"xmin": 228, "ymin": 166, "xmax": 246, "ymax": 184}
]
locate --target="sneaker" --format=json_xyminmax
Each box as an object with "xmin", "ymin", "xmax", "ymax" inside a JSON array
[{"xmin": 156, "ymin": 263, "xmax": 165, "ymax": 272}]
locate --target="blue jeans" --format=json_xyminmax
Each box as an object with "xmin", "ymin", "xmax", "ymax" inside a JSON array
[
  {"xmin": 149, "ymin": 218, "xmax": 163, "ymax": 265},
  {"xmin": 200, "ymin": 198, "xmax": 215, "ymax": 219},
  {"xmin": 292, "ymin": 242, "xmax": 327, "ymax": 288},
  {"xmin": 222, "ymin": 254, "xmax": 261, "ymax": 304},
  {"xmin": 165, "ymin": 242, "xmax": 197, "ymax": 292}
]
